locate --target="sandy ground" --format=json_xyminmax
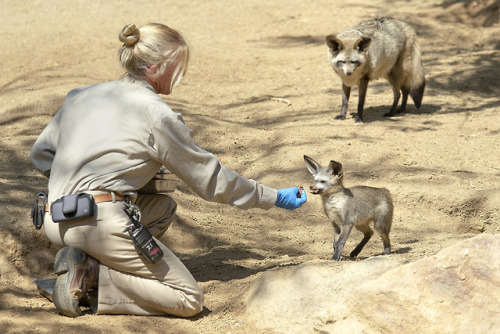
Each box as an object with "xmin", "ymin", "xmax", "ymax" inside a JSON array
[{"xmin": 0, "ymin": 0, "xmax": 499, "ymax": 333}]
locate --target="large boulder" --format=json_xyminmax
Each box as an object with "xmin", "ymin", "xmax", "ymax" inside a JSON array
[
  {"xmin": 245, "ymin": 256, "xmax": 401, "ymax": 333},
  {"xmin": 245, "ymin": 234, "xmax": 500, "ymax": 333}
]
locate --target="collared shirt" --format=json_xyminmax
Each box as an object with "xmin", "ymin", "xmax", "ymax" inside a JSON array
[{"xmin": 30, "ymin": 76, "xmax": 277, "ymax": 209}]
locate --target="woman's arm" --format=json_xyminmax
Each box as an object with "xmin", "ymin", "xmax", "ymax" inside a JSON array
[
  {"xmin": 30, "ymin": 110, "xmax": 62, "ymax": 178},
  {"xmin": 149, "ymin": 109, "xmax": 277, "ymax": 210}
]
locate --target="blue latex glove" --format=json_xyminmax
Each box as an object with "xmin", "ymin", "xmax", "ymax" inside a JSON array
[{"xmin": 275, "ymin": 186, "xmax": 307, "ymax": 210}]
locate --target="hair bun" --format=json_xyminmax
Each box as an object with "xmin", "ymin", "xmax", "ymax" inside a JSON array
[{"xmin": 119, "ymin": 24, "xmax": 140, "ymax": 47}]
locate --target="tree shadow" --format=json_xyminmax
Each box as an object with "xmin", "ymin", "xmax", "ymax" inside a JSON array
[
  {"xmin": 181, "ymin": 93, "xmax": 333, "ymax": 132},
  {"xmin": 181, "ymin": 248, "xmax": 270, "ymax": 282},
  {"xmin": 255, "ymin": 35, "xmax": 325, "ymax": 48},
  {"xmin": 398, "ymin": 4, "xmax": 500, "ymax": 98},
  {"xmin": 439, "ymin": 0, "xmax": 500, "ymax": 27},
  {"xmin": 167, "ymin": 214, "xmax": 309, "ymax": 283}
]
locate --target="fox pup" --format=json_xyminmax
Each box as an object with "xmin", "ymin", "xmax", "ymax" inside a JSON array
[
  {"xmin": 326, "ymin": 17, "xmax": 426, "ymax": 122},
  {"xmin": 304, "ymin": 155, "xmax": 393, "ymax": 261}
]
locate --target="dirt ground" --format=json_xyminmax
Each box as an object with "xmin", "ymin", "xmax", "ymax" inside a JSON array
[{"xmin": 0, "ymin": 0, "xmax": 499, "ymax": 333}]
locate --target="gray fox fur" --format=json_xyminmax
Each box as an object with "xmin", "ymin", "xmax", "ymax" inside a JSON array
[
  {"xmin": 304, "ymin": 155, "xmax": 393, "ymax": 260},
  {"xmin": 326, "ymin": 17, "xmax": 426, "ymax": 122}
]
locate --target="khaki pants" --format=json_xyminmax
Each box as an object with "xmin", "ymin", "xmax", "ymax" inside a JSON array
[{"xmin": 44, "ymin": 191, "xmax": 204, "ymax": 317}]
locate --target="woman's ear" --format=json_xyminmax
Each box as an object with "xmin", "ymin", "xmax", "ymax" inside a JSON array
[
  {"xmin": 146, "ymin": 64, "xmax": 159, "ymax": 78},
  {"xmin": 145, "ymin": 64, "xmax": 161, "ymax": 94}
]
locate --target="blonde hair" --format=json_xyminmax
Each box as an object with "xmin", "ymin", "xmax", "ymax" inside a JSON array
[{"xmin": 118, "ymin": 23, "xmax": 189, "ymax": 89}]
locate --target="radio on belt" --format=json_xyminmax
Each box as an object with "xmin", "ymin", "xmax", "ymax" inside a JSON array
[{"xmin": 123, "ymin": 201, "xmax": 163, "ymax": 264}]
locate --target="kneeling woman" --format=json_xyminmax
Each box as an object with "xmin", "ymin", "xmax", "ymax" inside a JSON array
[{"xmin": 30, "ymin": 23, "xmax": 306, "ymax": 317}]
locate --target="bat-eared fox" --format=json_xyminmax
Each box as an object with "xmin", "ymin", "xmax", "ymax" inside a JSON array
[
  {"xmin": 304, "ymin": 155, "xmax": 393, "ymax": 260},
  {"xmin": 326, "ymin": 17, "xmax": 425, "ymax": 122}
]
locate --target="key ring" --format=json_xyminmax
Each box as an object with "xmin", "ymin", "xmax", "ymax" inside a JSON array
[{"xmin": 123, "ymin": 201, "xmax": 142, "ymax": 222}]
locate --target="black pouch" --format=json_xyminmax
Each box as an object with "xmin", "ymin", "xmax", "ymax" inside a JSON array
[
  {"xmin": 31, "ymin": 192, "xmax": 47, "ymax": 230},
  {"xmin": 51, "ymin": 193, "xmax": 96, "ymax": 223}
]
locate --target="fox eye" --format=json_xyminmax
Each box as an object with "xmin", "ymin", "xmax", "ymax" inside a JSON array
[
  {"xmin": 320, "ymin": 180, "xmax": 327, "ymax": 184},
  {"xmin": 336, "ymin": 61, "xmax": 345, "ymax": 66},
  {"xmin": 352, "ymin": 61, "xmax": 360, "ymax": 65}
]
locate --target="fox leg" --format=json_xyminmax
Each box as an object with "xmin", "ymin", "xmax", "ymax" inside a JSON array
[
  {"xmin": 385, "ymin": 69, "xmax": 408, "ymax": 117},
  {"xmin": 355, "ymin": 77, "xmax": 369, "ymax": 122},
  {"xmin": 374, "ymin": 219, "xmax": 391, "ymax": 255},
  {"xmin": 396, "ymin": 87, "xmax": 409, "ymax": 114},
  {"xmin": 332, "ymin": 224, "xmax": 353, "ymax": 261},
  {"xmin": 384, "ymin": 83, "xmax": 401, "ymax": 117},
  {"xmin": 332, "ymin": 224, "xmax": 341, "ymax": 258},
  {"xmin": 350, "ymin": 224, "xmax": 374, "ymax": 258},
  {"xmin": 335, "ymin": 84, "xmax": 351, "ymax": 120}
]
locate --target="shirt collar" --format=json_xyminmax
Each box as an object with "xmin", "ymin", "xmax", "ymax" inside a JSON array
[{"xmin": 120, "ymin": 74, "xmax": 156, "ymax": 93}]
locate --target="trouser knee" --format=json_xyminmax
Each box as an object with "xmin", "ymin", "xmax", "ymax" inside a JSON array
[{"xmin": 184, "ymin": 293, "xmax": 204, "ymax": 317}]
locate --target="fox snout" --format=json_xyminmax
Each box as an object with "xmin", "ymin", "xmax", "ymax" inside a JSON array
[
  {"xmin": 342, "ymin": 65, "xmax": 355, "ymax": 76},
  {"xmin": 338, "ymin": 61, "xmax": 359, "ymax": 76},
  {"xmin": 310, "ymin": 185, "xmax": 321, "ymax": 195}
]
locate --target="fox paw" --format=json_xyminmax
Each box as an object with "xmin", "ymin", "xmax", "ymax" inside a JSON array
[{"xmin": 334, "ymin": 115, "xmax": 346, "ymax": 120}]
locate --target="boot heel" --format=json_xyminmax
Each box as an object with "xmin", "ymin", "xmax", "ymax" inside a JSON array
[
  {"xmin": 52, "ymin": 247, "xmax": 88, "ymax": 317},
  {"xmin": 54, "ymin": 247, "xmax": 69, "ymax": 275}
]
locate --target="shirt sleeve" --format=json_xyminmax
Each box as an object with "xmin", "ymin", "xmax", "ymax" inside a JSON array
[
  {"xmin": 30, "ymin": 110, "xmax": 62, "ymax": 178},
  {"xmin": 148, "ymin": 106, "xmax": 277, "ymax": 210}
]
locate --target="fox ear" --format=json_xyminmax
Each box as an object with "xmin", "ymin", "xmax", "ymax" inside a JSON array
[
  {"xmin": 304, "ymin": 155, "xmax": 320, "ymax": 176},
  {"xmin": 326, "ymin": 35, "xmax": 342, "ymax": 54},
  {"xmin": 355, "ymin": 37, "xmax": 371, "ymax": 52},
  {"xmin": 327, "ymin": 160, "xmax": 343, "ymax": 176}
]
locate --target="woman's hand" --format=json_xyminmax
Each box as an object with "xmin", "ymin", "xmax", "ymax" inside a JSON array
[{"xmin": 275, "ymin": 186, "xmax": 307, "ymax": 210}]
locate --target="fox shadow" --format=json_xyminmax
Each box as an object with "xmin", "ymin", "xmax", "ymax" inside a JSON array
[
  {"xmin": 339, "ymin": 246, "xmax": 412, "ymax": 261},
  {"xmin": 345, "ymin": 103, "xmax": 441, "ymax": 124}
]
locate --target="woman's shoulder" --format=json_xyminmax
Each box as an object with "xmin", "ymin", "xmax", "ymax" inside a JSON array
[
  {"xmin": 72, "ymin": 78, "xmax": 165, "ymax": 106},
  {"xmin": 65, "ymin": 77, "xmax": 179, "ymax": 122}
]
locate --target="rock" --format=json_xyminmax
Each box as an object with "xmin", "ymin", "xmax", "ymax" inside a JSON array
[
  {"xmin": 245, "ymin": 234, "xmax": 500, "ymax": 334},
  {"xmin": 245, "ymin": 256, "xmax": 401, "ymax": 333},
  {"xmin": 333, "ymin": 233, "xmax": 500, "ymax": 334}
]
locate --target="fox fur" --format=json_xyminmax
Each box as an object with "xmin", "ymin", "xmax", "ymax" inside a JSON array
[
  {"xmin": 304, "ymin": 155, "xmax": 393, "ymax": 261},
  {"xmin": 326, "ymin": 17, "xmax": 426, "ymax": 122}
]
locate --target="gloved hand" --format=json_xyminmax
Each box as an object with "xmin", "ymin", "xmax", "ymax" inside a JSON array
[{"xmin": 275, "ymin": 186, "xmax": 307, "ymax": 210}]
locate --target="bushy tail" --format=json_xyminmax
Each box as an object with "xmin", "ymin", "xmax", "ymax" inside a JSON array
[
  {"xmin": 408, "ymin": 41, "xmax": 426, "ymax": 109},
  {"xmin": 410, "ymin": 79, "xmax": 425, "ymax": 109}
]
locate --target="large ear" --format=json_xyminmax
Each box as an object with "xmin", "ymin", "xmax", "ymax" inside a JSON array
[
  {"xmin": 304, "ymin": 155, "xmax": 320, "ymax": 176},
  {"xmin": 327, "ymin": 160, "xmax": 343, "ymax": 176},
  {"xmin": 355, "ymin": 36, "xmax": 371, "ymax": 52},
  {"xmin": 326, "ymin": 35, "xmax": 342, "ymax": 54}
]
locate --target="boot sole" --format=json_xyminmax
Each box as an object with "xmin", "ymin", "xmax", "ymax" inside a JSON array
[{"xmin": 52, "ymin": 247, "xmax": 87, "ymax": 317}]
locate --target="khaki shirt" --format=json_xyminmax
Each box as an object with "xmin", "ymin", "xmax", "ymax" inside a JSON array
[{"xmin": 30, "ymin": 76, "xmax": 277, "ymax": 209}]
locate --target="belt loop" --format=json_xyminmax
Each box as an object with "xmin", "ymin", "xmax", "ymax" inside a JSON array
[{"xmin": 111, "ymin": 192, "xmax": 116, "ymax": 203}]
